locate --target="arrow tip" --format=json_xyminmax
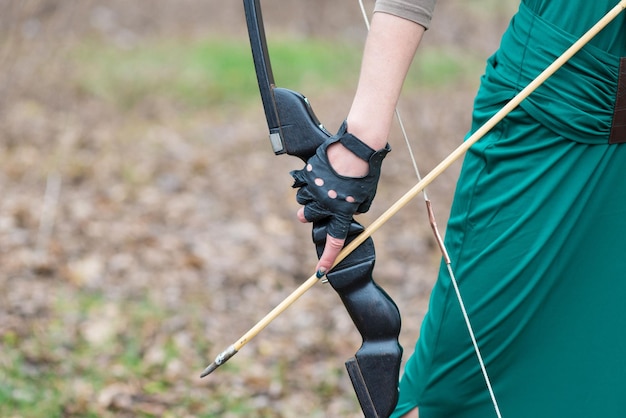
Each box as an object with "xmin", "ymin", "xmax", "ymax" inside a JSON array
[
  {"xmin": 199, "ymin": 345, "xmax": 238, "ymax": 378},
  {"xmin": 200, "ymin": 362, "xmax": 219, "ymax": 378}
]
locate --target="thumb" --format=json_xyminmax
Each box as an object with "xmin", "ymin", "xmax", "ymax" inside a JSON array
[{"xmin": 316, "ymin": 233, "xmax": 345, "ymax": 277}]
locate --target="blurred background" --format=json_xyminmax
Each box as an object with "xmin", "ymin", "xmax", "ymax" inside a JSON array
[{"xmin": 0, "ymin": 0, "xmax": 516, "ymax": 416}]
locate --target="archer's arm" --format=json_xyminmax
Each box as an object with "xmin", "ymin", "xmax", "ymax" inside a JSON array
[
  {"xmin": 298, "ymin": 11, "xmax": 427, "ymax": 273},
  {"xmin": 346, "ymin": 11, "xmax": 426, "ymax": 152}
]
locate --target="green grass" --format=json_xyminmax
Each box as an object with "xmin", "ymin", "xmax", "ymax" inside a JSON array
[
  {"xmin": 0, "ymin": 286, "xmax": 285, "ymax": 417},
  {"xmin": 0, "ymin": 291, "xmax": 174, "ymax": 417},
  {"xmin": 407, "ymin": 47, "xmax": 484, "ymax": 90},
  {"xmin": 72, "ymin": 36, "xmax": 483, "ymax": 111},
  {"xmin": 72, "ymin": 37, "xmax": 361, "ymax": 110}
]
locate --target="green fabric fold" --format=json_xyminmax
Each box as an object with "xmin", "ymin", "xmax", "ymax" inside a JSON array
[{"xmin": 475, "ymin": 1, "xmax": 621, "ymax": 144}]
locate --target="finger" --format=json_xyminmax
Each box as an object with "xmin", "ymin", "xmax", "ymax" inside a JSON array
[
  {"xmin": 316, "ymin": 233, "xmax": 345, "ymax": 277},
  {"xmin": 295, "ymin": 185, "xmax": 314, "ymax": 206},
  {"xmin": 297, "ymin": 207, "xmax": 307, "ymax": 223},
  {"xmin": 326, "ymin": 213, "xmax": 351, "ymax": 242},
  {"xmin": 303, "ymin": 203, "xmax": 331, "ymax": 224},
  {"xmin": 357, "ymin": 199, "xmax": 373, "ymax": 214}
]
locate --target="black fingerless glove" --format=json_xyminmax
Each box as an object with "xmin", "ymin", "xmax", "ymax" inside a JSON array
[{"xmin": 291, "ymin": 121, "xmax": 391, "ymax": 240}]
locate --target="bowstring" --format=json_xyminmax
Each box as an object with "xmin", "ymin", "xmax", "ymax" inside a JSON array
[{"xmin": 357, "ymin": 1, "xmax": 502, "ymax": 416}]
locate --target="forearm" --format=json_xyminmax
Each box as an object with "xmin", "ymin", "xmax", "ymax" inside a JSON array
[
  {"xmin": 346, "ymin": 12, "xmax": 426, "ymax": 150},
  {"xmin": 302, "ymin": 10, "xmax": 428, "ymax": 272}
]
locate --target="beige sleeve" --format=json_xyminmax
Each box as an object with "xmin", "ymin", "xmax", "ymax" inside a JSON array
[{"xmin": 374, "ymin": 0, "xmax": 437, "ymax": 29}]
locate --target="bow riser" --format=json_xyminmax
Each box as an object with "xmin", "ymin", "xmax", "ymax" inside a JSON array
[{"xmin": 272, "ymin": 88, "xmax": 331, "ymax": 159}]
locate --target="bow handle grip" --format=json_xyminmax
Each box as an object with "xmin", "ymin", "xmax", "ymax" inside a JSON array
[{"xmin": 270, "ymin": 87, "xmax": 331, "ymax": 160}]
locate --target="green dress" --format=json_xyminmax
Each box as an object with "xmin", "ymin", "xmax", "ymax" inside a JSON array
[{"xmin": 392, "ymin": 1, "xmax": 626, "ymax": 417}]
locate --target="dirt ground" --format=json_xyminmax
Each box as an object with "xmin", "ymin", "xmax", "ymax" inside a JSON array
[{"xmin": 0, "ymin": 0, "xmax": 517, "ymax": 416}]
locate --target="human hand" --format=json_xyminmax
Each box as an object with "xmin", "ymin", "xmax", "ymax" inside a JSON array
[{"xmin": 291, "ymin": 122, "xmax": 390, "ymax": 275}]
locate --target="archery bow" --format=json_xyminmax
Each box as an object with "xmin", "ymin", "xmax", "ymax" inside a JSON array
[
  {"xmin": 201, "ymin": 1, "xmax": 626, "ymax": 416},
  {"xmin": 238, "ymin": 1, "xmax": 403, "ymax": 416}
]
